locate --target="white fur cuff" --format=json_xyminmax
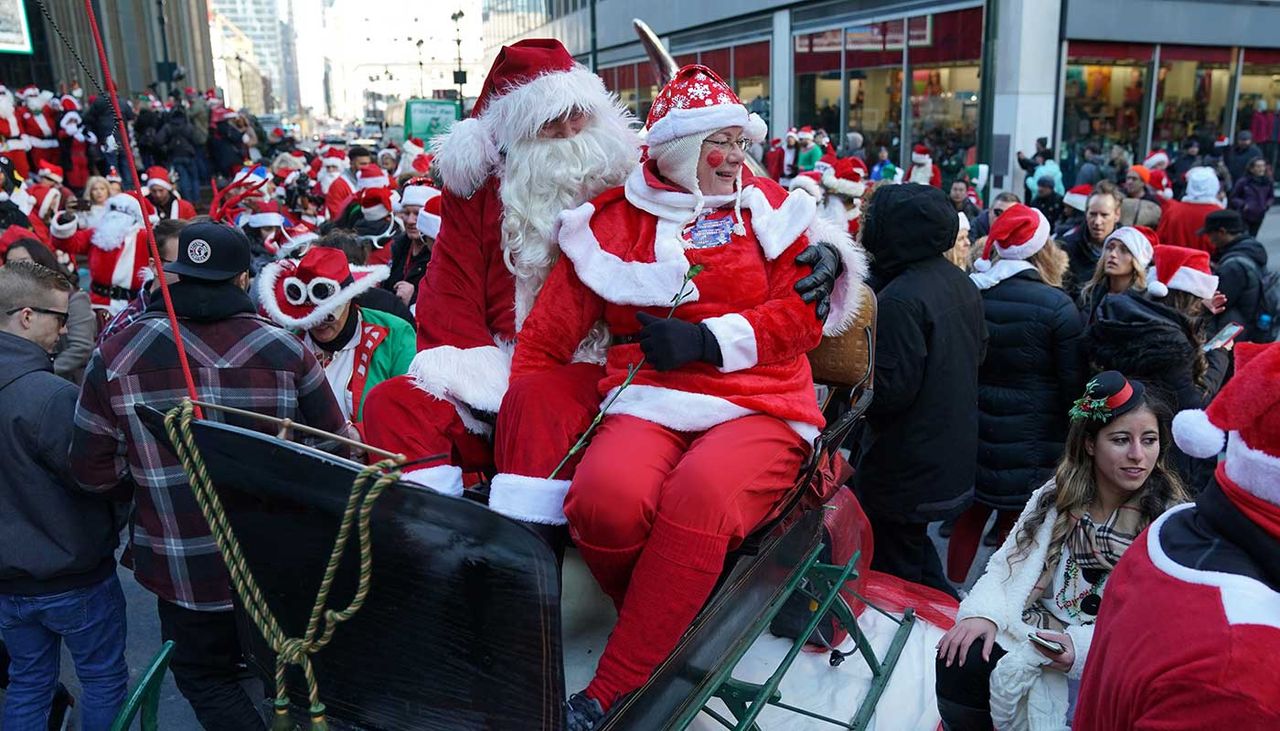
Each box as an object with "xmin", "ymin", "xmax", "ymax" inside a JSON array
[
  {"xmin": 804, "ymin": 216, "xmax": 867, "ymax": 336},
  {"xmin": 702, "ymin": 313, "xmax": 757, "ymax": 372},
  {"xmin": 407, "ymin": 343, "xmax": 511, "ymax": 414},
  {"xmin": 400, "ymin": 464, "xmax": 464, "ymax": 497},
  {"xmin": 50, "ymin": 216, "xmax": 78, "ymax": 239},
  {"xmin": 488, "ymin": 473, "xmax": 571, "ymax": 525}
]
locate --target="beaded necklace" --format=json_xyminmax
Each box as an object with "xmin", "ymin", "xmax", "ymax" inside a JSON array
[{"xmin": 1054, "ymin": 553, "xmax": 1107, "ymax": 621}]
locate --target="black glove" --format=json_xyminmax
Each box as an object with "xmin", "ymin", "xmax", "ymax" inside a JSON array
[
  {"xmin": 55, "ymin": 211, "xmax": 76, "ymax": 227},
  {"xmin": 794, "ymin": 242, "xmax": 842, "ymax": 322},
  {"xmin": 635, "ymin": 312, "xmax": 723, "ymax": 371}
]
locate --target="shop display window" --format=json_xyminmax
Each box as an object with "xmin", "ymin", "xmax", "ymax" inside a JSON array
[
  {"xmin": 1238, "ymin": 49, "xmax": 1280, "ymax": 168},
  {"xmin": 793, "ymin": 29, "xmax": 843, "ymax": 135},
  {"xmin": 1061, "ymin": 41, "xmax": 1154, "ymax": 181},
  {"xmin": 844, "ymin": 20, "xmax": 906, "ymax": 161},
  {"xmin": 1153, "ymin": 45, "xmax": 1233, "ymax": 153},
  {"xmin": 907, "ymin": 7, "xmax": 983, "ymax": 182},
  {"xmin": 734, "ymin": 41, "xmax": 771, "ymax": 130}
]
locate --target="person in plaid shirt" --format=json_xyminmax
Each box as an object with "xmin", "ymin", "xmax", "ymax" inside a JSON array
[{"xmin": 71, "ymin": 222, "xmax": 345, "ymax": 731}]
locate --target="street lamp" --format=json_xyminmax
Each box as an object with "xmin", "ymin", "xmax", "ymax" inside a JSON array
[
  {"xmin": 451, "ymin": 10, "xmax": 466, "ymax": 115},
  {"xmin": 416, "ymin": 39, "xmax": 425, "ymax": 98}
]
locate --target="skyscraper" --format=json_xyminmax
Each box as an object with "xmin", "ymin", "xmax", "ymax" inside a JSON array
[{"xmin": 209, "ymin": 0, "xmax": 292, "ymax": 112}]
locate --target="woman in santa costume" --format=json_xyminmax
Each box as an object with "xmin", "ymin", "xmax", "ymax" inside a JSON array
[
  {"xmin": 258, "ymin": 247, "xmax": 414, "ymax": 426},
  {"xmin": 50, "ymin": 193, "xmax": 155, "ymax": 316},
  {"xmin": 936, "ymin": 372, "xmax": 1187, "ymax": 730},
  {"xmin": 1075, "ymin": 343, "xmax": 1280, "ymax": 729},
  {"xmin": 504, "ymin": 64, "xmax": 864, "ymax": 727}
]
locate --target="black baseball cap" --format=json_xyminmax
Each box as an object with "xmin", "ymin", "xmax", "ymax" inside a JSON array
[
  {"xmin": 166, "ymin": 222, "xmax": 252, "ymax": 281},
  {"xmin": 1197, "ymin": 209, "xmax": 1246, "ymax": 236}
]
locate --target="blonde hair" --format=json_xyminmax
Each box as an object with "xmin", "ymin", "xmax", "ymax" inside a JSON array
[
  {"xmin": 1081, "ymin": 243, "xmax": 1148, "ymax": 304},
  {"xmin": 82, "ymin": 176, "xmax": 110, "ymax": 204},
  {"xmin": 1028, "ymin": 239, "xmax": 1068, "ymax": 288}
]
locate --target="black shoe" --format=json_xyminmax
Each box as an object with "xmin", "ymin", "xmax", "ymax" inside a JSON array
[{"xmin": 565, "ymin": 692, "xmax": 605, "ymax": 731}]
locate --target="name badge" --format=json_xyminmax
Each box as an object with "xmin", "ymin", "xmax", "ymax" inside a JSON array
[{"xmin": 688, "ymin": 216, "xmax": 734, "ymax": 249}]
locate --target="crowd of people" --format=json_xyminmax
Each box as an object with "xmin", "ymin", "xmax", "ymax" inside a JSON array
[{"xmin": 0, "ymin": 37, "xmax": 1278, "ymax": 731}]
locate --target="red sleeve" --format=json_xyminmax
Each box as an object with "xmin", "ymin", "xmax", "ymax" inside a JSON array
[
  {"xmin": 414, "ymin": 185, "xmax": 501, "ymax": 351},
  {"xmin": 325, "ymin": 178, "xmax": 353, "ymax": 219},
  {"xmin": 510, "ymin": 255, "xmax": 603, "ymax": 380},
  {"xmin": 178, "ymin": 200, "xmax": 197, "ymax": 218},
  {"xmin": 931, "ymin": 165, "xmax": 942, "ymax": 188},
  {"xmin": 1133, "ymin": 681, "xmax": 1280, "ymax": 731},
  {"xmin": 54, "ymin": 226, "xmax": 92, "ymax": 256}
]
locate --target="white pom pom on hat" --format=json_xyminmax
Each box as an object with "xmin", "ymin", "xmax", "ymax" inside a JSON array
[
  {"xmin": 1173, "ymin": 408, "xmax": 1226, "ymax": 459},
  {"xmin": 1147, "ymin": 280, "xmax": 1169, "ymax": 297},
  {"xmin": 974, "ymin": 256, "xmax": 992, "ymax": 272}
]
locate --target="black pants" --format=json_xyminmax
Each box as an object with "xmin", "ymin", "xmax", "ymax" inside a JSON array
[
  {"xmin": 935, "ymin": 641, "xmax": 1007, "ymax": 731},
  {"xmin": 156, "ymin": 599, "xmax": 265, "ymax": 731},
  {"xmin": 865, "ymin": 513, "xmax": 959, "ymax": 599}
]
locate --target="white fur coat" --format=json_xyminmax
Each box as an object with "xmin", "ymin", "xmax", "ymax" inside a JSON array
[{"xmin": 955, "ymin": 481, "xmax": 1096, "ymax": 730}]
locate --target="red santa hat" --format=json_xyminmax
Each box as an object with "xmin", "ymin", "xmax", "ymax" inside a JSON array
[
  {"xmin": 412, "ymin": 154, "xmax": 432, "ymax": 174},
  {"xmin": 59, "ymin": 95, "xmax": 79, "ymax": 112},
  {"xmin": 788, "ymin": 170, "xmax": 824, "ymax": 198},
  {"xmin": 433, "ymin": 38, "xmax": 623, "ymax": 196},
  {"xmin": 784, "ymin": 127, "xmax": 798, "ymax": 140},
  {"xmin": 211, "ymin": 106, "xmax": 236, "ymax": 124},
  {"xmin": 16, "ymin": 85, "xmax": 37, "ymax": 100},
  {"xmin": 275, "ymin": 223, "xmax": 319, "ymax": 259},
  {"xmin": 911, "ymin": 144, "xmax": 932, "ymax": 166},
  {"xmin": 355, "ymin": 164, "xmax": 390, "ymax": 191},
  {"xmin": 973, "ymin": 203, "xmax": 1050, "ymax": 272},
  {"xmin": 245, "ymin": 200, "xmax": 287, "ymax": 229},
  {"xmin": 106, "ymin": 167, "xmax": 122, "ymax": 184},
  {"xmin": 1173, "ymin": 342, "xmax": 1280, "ymax": 505},
  {"xmin": 1149, "ymin": 244, "xmax": 1217, "ymax": 300},
  {"xmin": 257, "ymin": 247, "xmax": 390, "ymax": 331},
  {"xmin": 142, "ymin": 165, "xmax": 173, "ymax": 191},
  {"xmin": 1149, "ymin": 168, "xmax": 1173, "ymax": 200},
  {"xmin": 823, "ymin": 156, "xmax": 867, "ymax": 198},
  {"xmin": 416, "ymin": 190, "xmax": 444, "ymax": 239},
  {"xmin": 1214, "ymin": 135, "xmax": 1230, "ymax": 149},
  {"xmin": 797, "ymin": 126, "xmax": 815, "ymax": 141},
  {"xmin": 1143, "ymin": 149, "xmax": 1170, "ymax": 169},
  {"xmin": 358, "ymin": 187, "xmax": 393, "ymax": 221},
  {"xmin": 1063, "ymin": 183, "xmax": 1092, "ymax": 212},
  {"xmin": 401, "ymin": 137, "xmax": 426, "ymax": 157},
  {"xmin": 36, "ymin": 160, "xmax": 64, "ymax": 186},
  {"xmin": 27, "ymin": 184, "xmax": 61, "ymax": 221},
  {"xmin": 321, "ymin": 148, "xmax": 349, "ymax": 170},
  {"xmin": 643, "ymin": 64, "xmax": 766, "ymax": 147}
]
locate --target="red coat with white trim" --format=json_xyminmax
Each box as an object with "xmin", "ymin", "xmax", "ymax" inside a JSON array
[
  {"xmin": 52, "ymin": 221, "xmax": 151, "ymax": 314},
  {"xmin": 20, "ymin": 106, "xmax": 60, "ymax": 167},
  {"xmin": 512, "ymin": 168, "xmax": 831, "ymax": 439},
  {"xmin": 323, "ymin": 176, "xmax": 354, "ymax": 221},
  {"xmin": 149, "ymin": 195, "xmax": 197, "ymax": 221},
  {"xmin": 0, "ymin": 109, "xmax": 29, "ymax": 178}
]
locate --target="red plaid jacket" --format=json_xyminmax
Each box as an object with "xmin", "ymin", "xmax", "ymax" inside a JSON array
[{"xmin": 72, "ymin": 307, "xmax": 345, "ymax": 611}]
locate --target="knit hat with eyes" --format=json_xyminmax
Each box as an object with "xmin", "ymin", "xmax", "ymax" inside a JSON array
[{"xmin": 258, "ymin": 246, "xmax": 389, "ymax": 330}]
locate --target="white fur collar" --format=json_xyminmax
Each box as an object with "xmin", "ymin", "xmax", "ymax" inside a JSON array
[{"xmin": 970, "ymin": 259, "xmax": 1036, "ymax": 290}]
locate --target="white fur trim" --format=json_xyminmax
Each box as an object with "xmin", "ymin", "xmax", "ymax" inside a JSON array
[
  {"xmin": 146, "ymin": 177, "xmax": 173, "ymax": 191},
  {"xmin": 1166, "ymin": 266, "xmax": 1219, "ymax": 300},
  {"xmin": 788, "ymin": 175, "xmax": 823, "ymax": 199},
  {"xmin": 37, "ymin": 189, "xmax": 61, "ymax": 220},
  {"xmin": 1143, "ymin": 151, "xmax": 1169, "ymax": 168},
  {"xmin": 246, "ymin": 212, "xmax": 285, "ymax": 228},
  {"xmin": 1063, "ymin": 624, "xmax": 1094, "ymax": 680},
  {"xmin": 488, "ymin": 473, "xmax": 571, "ymax": 525},
  {"xmin": 822, "ymin": 175, "xmax": 864, "ymax": 199},
  {"xmin": 358, "ymin": 173, "xmax": 390, "ymax": 190},
  {"xmin": 399, "ymin": 185, "xmax": 439, "ymax": 209},
  {"xmin": 624, "ymin": 163, "xmax": 734, "ymax": 223},
  {"xmin": 1105, "ymin": 227, "xmax": 1153, "ymax": 268},
  {"xmin": 805, "ymin": 214, "xmax": 867, "ymax": 336},
  {"xmin": 646, "ymin": 104, "xmax": 762, "ymax": 148},
  {"xmin": 483, "ymin": 66, "xmax": 618, "ymax": 154},
  {"xmin": 1063, "ymin": 191, "xmax": 1088, "ymax": 212},
  {"xmin": 362, "ymin": 204, "xmax": 390, "ymax": 221},
  {"xmin": 406, "ymin": 343, "xmax": 511, "ymax": 414},
  {"xmin": 557, "ymin": 201, "xmax": 701, "ymax": 307},
  {"xmin": 970, "ymin": 259, "xmax": 1036, "ymax": 291},
  {"xmin": 701, "ymin": 313, "xmax": 757, "ymax": 372},
  {"xmin": 1172, "ymin": 409, "xmax": 1225, "ymax": 459},
  {"xmin": 604, "ymin": 384, "xmax": 820, "ymax": 444},
  {"xmin": 417, "ymin": 209, "xmax": 441, "ymax": 239},
  {"xmin": 431, "ymin": 117, "xmax": 498, "ymax": 197},
  {"xmin": 400, "ymin": 464, "xmax": 464, "ymax": 497},
  {"xmin": 1146, "ymin": 280, "xmax": 1169, "ymax": 298},
  {"xmin": 1224, "ymin": 431, "xmax": 1280, "ymax": 506},
  {"xmin": 50, "ymin": 215, "xmax": 78, "ymax": 239},
  {"xmin": 256, "ymin": 263, "xmax": 390, "ymax": 331},
  {"xmin": 1146, "ymin": 504, "xmax": 1280, "ymax": 629},
  {"xmin": 741, "ymin": 186, "xmax": 817, "ymax": 260},
  {"xmin": 911, "ymin": 152, "xmax": 930, "ymax": 166},
  {"xmin": 995, "ymin": 208, "xmax": 1051, "ymax": 261}
]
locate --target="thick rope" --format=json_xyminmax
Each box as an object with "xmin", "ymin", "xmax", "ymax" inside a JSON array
[{"xmin": 164, "ymin": 399, "xmax": 401, "ymax": 730}]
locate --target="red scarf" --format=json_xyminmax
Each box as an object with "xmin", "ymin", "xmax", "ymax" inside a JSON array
[{"xmin": 1217, "ymin": 464, "xmax": 1280, "ymax": 542}]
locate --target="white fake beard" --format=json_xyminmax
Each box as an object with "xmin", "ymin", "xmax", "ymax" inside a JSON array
[
  {"xmin": 0, "ymin": 95, "xmax": 13, "ymax": 118},
  {"xmin": 499, "ymin": 111, "xmax": 638, "ymax": 328},
  {"xmin": 91, "ymin": 210, "xmax": 139, "ymax": 252},
  {"xmin": 317, "ymin": 168, "xmax": 339, "ymax": 194}
]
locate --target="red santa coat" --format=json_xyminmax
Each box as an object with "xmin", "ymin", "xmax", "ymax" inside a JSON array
[
  {"xmin": 908, "ymin": 162, "xmax": 942, "ymax": 188},
  {"xmin": 51, "ymin": 218, "xmax": 150, "ymax": 314},
  {"xmin": 0, "ymin": 108, "xmax": 30, "ymax": 179},
  {"xmin": 512, "ymin": 165, "xmax": 847, "ymax": 441},
  {"xmin": 59, "ymin": 113, "xmax": 92, "ymax": 190},
  {"xmin": 323, "ymin": 176, "xmax": 354, "ymax": 221},
  {"xmin": 21, "ymin": 106, "xmax": 60, "ymax": 168},
  {"xmin": 1074, "ymin": 479, "xmax": 1280, "ymax": 729},
  {"xmin": 1156, "ymin": 198, "xmax": 1221, "ymax": 252},
  {"xmin": 150, "ymin": 195, "xmax": 197, "ymax": 221},
  {"xmin": 764, "ymin": 145, "xmax": 785, "ymax": 181}
]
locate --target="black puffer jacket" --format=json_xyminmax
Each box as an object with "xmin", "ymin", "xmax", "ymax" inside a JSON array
[
  {"xmin": 854, "ymin": 183, "xmax": 988, "ymax": 523},
  {"xmin": 1212, "ymin": 234, "xmax": 1269, "ymax": 341},
  {"xmin": 975, "ymin": 270, "xmax": 1086, "ymax": 510}
]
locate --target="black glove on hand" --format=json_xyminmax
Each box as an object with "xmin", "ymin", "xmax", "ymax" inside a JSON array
[
  {"xmin": 794, "ymin": 242, "xmax": 843, "ymax": 322},
  {"xmin": 635, "ymin": 312, "xmax": 723, "ymax": 371}
]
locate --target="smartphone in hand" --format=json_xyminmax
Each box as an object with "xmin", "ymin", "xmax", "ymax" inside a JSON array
[
  {"xmin": 1028, "ymin": 632, "xmax": 1065, "ymax": 655},
  {"xmin": 1203, "ymin": 322, "xmax": 1244, "ymax": 352}
]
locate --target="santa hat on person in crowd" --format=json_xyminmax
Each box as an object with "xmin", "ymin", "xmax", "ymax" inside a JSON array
[
  {"xmin": 797, "ymin": 126, "xmax": 815, "ymax": 142},
  {"xmin": 1063, "ymin": 183, "xmax": 1093, "ymax": 212},
  {"xmin": 973, "ymin": 202, "xmax": 1050, "ymax": 273},
  {"xmin": 274, "ymin": 223, "xmax": 320, "ymax": 260},
  {"xmin": 142, "ymin": 165, "xmax": 173, "ymax": 192},
  {"xmin": 410, "ymin": 184, "xmax": 445, "ymax": 240},
  {"xmin": 822, "ymin": 156, "xmax": 867, "ymax": 199},
  {"xmin": 788, "ymin": 170, "xmax": 824, "ymax": 198},
  {"xmin": 36, "ymin": 160, "xmax": 64, "ymax": 187},
  {"xmin": 245, "ymin": 199, "xmax": 288, "ymax": 229},
  {"xmin": 642, "ymin": 64, "xmax": 768, "ymax": 234},
  {"xmin": 106, "ymin": 167, "xmax": 122, "ymax": 184},
  {"xmin": 1148, "ymin": 244, "xmax": 1218, "ymax": 301},
  {"xmin": 27, "ymin": 184, "xmax": 61, "ymax": 221},
  {"xmin": 1149, "ymin": 169, "xmax": 1173, "ymax": 200},
  {"xmin": 357, "ymin": 187, "xmax": 394, "ymax": 222},
  {"xmin": 59, "ymin": 96, "xmax": 79, "ymax": 113},
  {"xmin": 1103, "ymin": 225, "xmax": 1159, "ymax": 287},
  {"xmin": 1183, "ymin": 165, "xmax": 1222, "ymax": 205},
  {"xmin": 1214, "ymin": 135, "xmax": 1230, "ymax": 152},
  {"xmin": 1143, "ymin": 149, "xmax": 1170, "ymax": 170},
  {"xmin": 356, "ymin": 164, "xmax": 390, "ymax": 191},
  {"xmin": 395, "ymin": 137, "xmax": 427, "ymax": 177},
  {"xmin": 257, "ymin": 246, "xmax": 390, "ymax": 331},
  {"xmin": 321, "ymin": 148, "xmax": 350, "ymax": 170},
  {"xmin": 431, "ymin": 38, "xmax": 632, "ymax": 197},
  {"xmin": 1173, "ymin": 341, "xmax": 1280, "ymax": 506},
  {"xmin": 911, "ymin": 144, "xmax": 932, "ymax": 167},
  {"xmin": 394, "ymin": 177, "xmax": 440, "ymax": 211},
  {"xmin": 211, "ymin": 106, "xmax": 237, "ymax": 125}
]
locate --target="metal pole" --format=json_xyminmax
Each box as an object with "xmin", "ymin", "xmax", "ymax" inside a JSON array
[
  {"xmin": 899, "ymin": 18, "xmax": 911, "ymax": 169},
  {"xmin": 452, "ymin": 11, "xmax": 465, "ymax": 117},
  {"xmin": 590, "ymin": 0, "xmax": 598, "ymax": 72},
  {"xmin": 1142, "ymin": 44, "xmax": 1161, "ymax": 157},
  {"xmin": 977, "ymin": 0, "xmax": 998, "ymax": 201},
  {"xmin": 156, "ymin": 0, "xmax": 171, "ymax": 97}
]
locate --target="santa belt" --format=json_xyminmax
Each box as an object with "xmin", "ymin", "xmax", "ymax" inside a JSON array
[
  {"xmin": 92, "ymin": 282, "xmax": 138, "ymax": 301},
  {"xmin": 25, "ymin": 136, "xmax": 59, "ymax": 149},
  {"xmin": 612, "ymin": 333, "xmax": 640, "ymax": 345}
]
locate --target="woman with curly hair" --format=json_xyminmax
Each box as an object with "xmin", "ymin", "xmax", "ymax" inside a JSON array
[{"xmin": 934, "ymin": 372, "xmax": 1188, "ymax": 730}]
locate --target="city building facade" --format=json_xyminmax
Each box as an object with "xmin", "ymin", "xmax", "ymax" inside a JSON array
[
  {"xmin": 482, "ymin": 0, "xmax": 1280, "ymax": 194},
  {"xmin": 210, "ymin": 0, "xmax": 291, "ymax": 113},
  {"xmin": 210, "ymin": 10, "xmax": 267, "ymax": 114}
]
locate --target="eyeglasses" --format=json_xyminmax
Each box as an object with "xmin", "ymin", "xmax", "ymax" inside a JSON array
[
  {"xmin": 702, "ymin": 137, "xmax": 752, "ymax": 153},
  {"xmin": 6, "ymin": 306, "xmax": 68, "ymax": 327}
]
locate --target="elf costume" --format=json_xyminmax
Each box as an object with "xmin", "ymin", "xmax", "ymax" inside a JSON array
[{"xmin": 1074, "ymin": 342, "xmax": 1280, "ymax": 729}]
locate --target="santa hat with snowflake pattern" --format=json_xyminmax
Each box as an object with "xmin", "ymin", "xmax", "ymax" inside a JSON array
[
  {"xmin": 643, "ymin": 65, "xmax": 767, "ymax": 148},
  {"xmin": 1174, "ymin": 342, "xmax": 1280, "ymax": 505}
]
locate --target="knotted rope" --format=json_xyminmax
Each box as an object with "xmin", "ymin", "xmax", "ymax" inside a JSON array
[{"xmin": 164, "ymin": 399, "xmax": 401, "ymax": 730}]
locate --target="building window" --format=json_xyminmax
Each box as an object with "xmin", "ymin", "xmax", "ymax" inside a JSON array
[
  {"xmin": 793, "ymin": 29, "xmax": 843, "ymax": 136},
  {"xmin": 1154, "ymin": 45, "xmax": 1234, "ymax": 153},
  {"xmin": 1061, "ymin": 41, "xmax": 1154, "ymax": 177},
  {"xmin": 843, "ymin": 21, "xmax": 907, "ymax": 163},
  {"xmin": 1239, "ymin": 49, "xmax": 1280, "ymax": 168},
  {"xmin": 907, "ymin": 7, "xmax": 983, "ymax": 179},
  {"xmin": 734, "ymin": 41, "xmax": 770, "ymax": 132}
]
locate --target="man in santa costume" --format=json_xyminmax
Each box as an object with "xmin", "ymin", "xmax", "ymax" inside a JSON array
[
  {"xmin": 257, "ymin": 247, "xmax": 414, "ymax": 426},
  {"xmin": 355, "ymin": 163, "xmax": 391, "ymax": 193},
  {"xmin": 34, "ymin": 160, "xmax": 74, "ymax": 212},
  {"xmin": 51, "ymin": 193, "xmax": 154, "ymax": 315},
  {"xmin": 394, "ymin": 137, "xmax": 427, "ymax": 178},
  {"xmin": 143, "ymin": 166, "xmax": 197, "ymax": 221},
  {"xmin": 909, "ymin": 143, "xmax": 942, "ymax": 187},
  {"xmin": 23, "ymin": 180, "xmax": 62, "ymax": 243},
  {"xmin": 0, "ymin": 86, "xmax": 30, "ymax": 178},
  {"xmin": 20, "ymin": 87, "xmax": 60, "ymax": 170},
  {"xmin": 1074, "ymin": 341, "xmax": 1280, "ymax": 729},
  {"xmin": 57, "ymin": 96, "xmax": 94, "ymax": 191},
  {"xmin": 795, "ymin": 126, "xmax": 821, "ymax": 172},
  {"xmin": 316, "ymin": 148, "xmax": 355, "ymax": 220},
  {"xmin": 352, "ymin": 186, "xmax": 400, "ymax": 266}
]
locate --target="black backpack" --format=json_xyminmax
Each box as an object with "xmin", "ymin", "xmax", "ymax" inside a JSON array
[{"xmin": 1221, "ymin": 251, "xmax": 1280, "ymax": 343}]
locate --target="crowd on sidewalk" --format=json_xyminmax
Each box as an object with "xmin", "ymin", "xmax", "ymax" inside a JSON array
[{"xmin": 1, "ymin": 42, "xmax": 1279, "ymax": 731}]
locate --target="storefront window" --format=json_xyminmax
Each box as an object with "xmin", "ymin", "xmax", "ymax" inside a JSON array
[
  {"xmin": 844, "ymin": 20, "xmax": 905, "ymax": 162},
  {"xmin": 1237, "ymin": 49, "xmax": 1280, "ymax": 168},
  {"xmin": 794, "ymin": 30, "xmax": 843, "ymax": 135},
  {"xmin": 1153, "ymin": 45, "xmax": 1233, "ymax": 153},
  {"xmin": 1061, "ymin": 41, "xmax": 1153, "ymax": 182},
  {"xmin": 637, "ymin": 63, "xmax": 659, "ymax": 122},
  {"xmin": 616, "ymin": 63, "xmax": 638, "ymax": 116},
  {"xmin": 734, "ymin": 41, "xmax": 771, "ymax": 131},
  {"xmin": 907, "ymin": 7, "xmax": 983, "ymax": 183}
]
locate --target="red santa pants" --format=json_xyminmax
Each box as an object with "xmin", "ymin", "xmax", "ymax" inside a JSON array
[{"xmin": 565, "ymin": 414, "xmax": 808, "ymax": 708}]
